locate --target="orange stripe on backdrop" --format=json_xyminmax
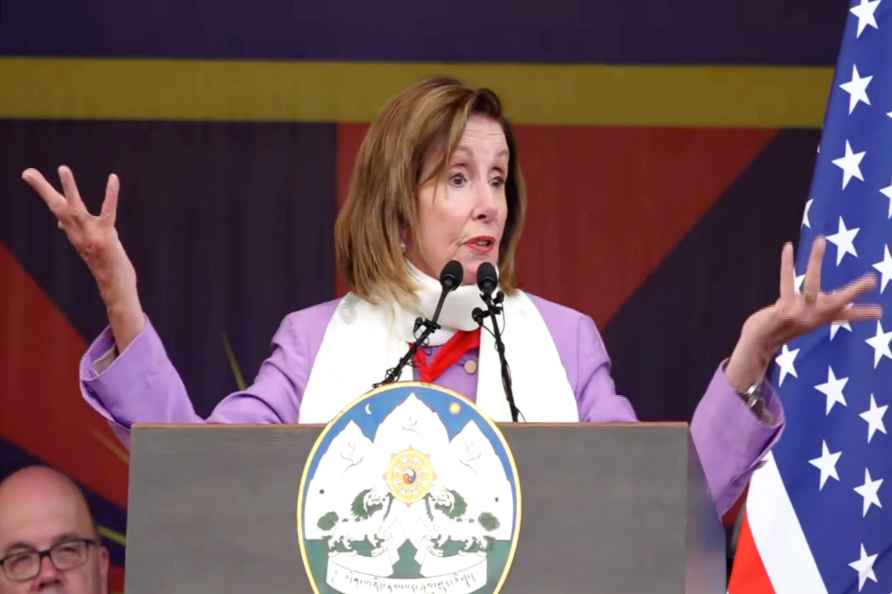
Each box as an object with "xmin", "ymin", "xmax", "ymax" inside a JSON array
[
  {"xmin": 514, "ymin": 126, "xmax": 777, "ymax": 326},
  {"xmin": 728, "ymin": 513, "xmax": 776, "ymax": 594},
  {"xmin": 336, "ymin": 123, "xmax": 776, "ymax": 326},
  {"xmin": 0, "ymin": 244, "xmax": 128, "ymax": 506}
]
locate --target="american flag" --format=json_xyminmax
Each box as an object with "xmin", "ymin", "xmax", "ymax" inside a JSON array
[{"xmin": 728, "ymin": 2, "xmax": 892, "ymax": 593}]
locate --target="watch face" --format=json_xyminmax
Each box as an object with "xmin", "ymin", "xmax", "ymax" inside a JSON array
[{"xmin": 741, "ymin": 381, "xmax": 759, "ymax": 401}]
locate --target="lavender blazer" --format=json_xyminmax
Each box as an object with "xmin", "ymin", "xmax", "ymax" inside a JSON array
[{"xmin": 81, "ymin": 292, "xmax": 783, "ymax": 515}]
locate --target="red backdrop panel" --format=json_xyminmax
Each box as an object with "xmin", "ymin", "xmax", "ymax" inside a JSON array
[
  {"xmin": 0, "ymin": 244, "xmax": 128, "ymax": 506},
  {"xmin": 515, "ymin": 125, "xmax": 777, "ymax": 326}
]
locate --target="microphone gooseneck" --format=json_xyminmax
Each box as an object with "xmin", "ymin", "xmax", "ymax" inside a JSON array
[
  {"xmin": 376, "ymin": 260, "xmax": 464, "ymax": 387},
  {"xmin": 474, "ymin": 262, "xmax": 522, "ymax": 422}
]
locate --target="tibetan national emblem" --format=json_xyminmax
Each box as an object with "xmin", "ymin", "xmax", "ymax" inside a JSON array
[{"xmin": 297, "ymin": 382, "xmax": 521, "ymax": 594}]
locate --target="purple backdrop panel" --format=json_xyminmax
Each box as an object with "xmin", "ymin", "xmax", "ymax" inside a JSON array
[{"xmin": 0, "ymin": 0, "xmax": 845, "ymax": 65}]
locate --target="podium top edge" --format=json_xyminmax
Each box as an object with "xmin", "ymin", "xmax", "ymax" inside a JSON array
[{"xmin": 131, "ymin": 421, "xmax": 689, "ymax": 430}]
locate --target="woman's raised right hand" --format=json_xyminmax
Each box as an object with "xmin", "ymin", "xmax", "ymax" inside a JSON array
[{"xmin": 22, "ymin": 165, "xmax": 145, "ymax": 350}]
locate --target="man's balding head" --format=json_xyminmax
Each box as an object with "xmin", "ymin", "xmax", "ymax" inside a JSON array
[{"xmin": 0, "ymin": 467, "xmax": 108, "ymax": 594}]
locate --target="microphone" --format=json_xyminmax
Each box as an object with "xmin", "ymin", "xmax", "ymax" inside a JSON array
[
  {"xmin": 376, "ymin": 260, "xmax": 463, "ymax": 387},
  {"xmin": 430, "ymin": 260, "xmax": 463, "ymax": 323},
  {"xmin": 440, "ymin": 259, "xmax": 464, "ymax": 291},
  {"xmin": 476, "ymin": 262, "xmax": 498, "ymax": 297}
]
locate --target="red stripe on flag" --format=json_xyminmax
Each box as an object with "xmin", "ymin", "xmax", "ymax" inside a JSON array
[{"xmin": 728, "ymin": 512, "xmax": 776, "ymax": 594}]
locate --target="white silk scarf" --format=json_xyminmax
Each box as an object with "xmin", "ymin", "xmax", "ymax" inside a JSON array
[{"xmin": 299, "ymin": 267, "xmax": 579, "ymax": 423}]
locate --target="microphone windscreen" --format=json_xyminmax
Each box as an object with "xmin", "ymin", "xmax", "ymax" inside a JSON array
[
  {"xmin": 439, "ymin": 260, "xmax": 464, "ymax": 291},
  {"xmin": 476, "ymin": 262, "xmax": 499, "ymax": 295}
]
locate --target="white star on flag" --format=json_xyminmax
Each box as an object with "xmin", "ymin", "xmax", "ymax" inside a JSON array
[
  {"xmin": 774, "ymin": 344, "xmax": 799, "ymax": 385},
  {"xmin": 872, "ymin": 245, "xmax": 892, "ymax": 292},
  {"xmin": 853, "ymin": 468, "xmax": 884, "ymax": 517},
  {"xmin": 826, "ymin": 216, "xmax": 860, "ymax": 265},
  {"xmin": 831, "ymin": 141, "xmax": 866, "ymax": 190},
  {"xmin": 815, "ymin": 366, "xmax": 848, "ymax": 415},
  {"xmin": 830, "ymin": 307, "xmax": 853, "ymax": 340},
  {"xmin": 850, "ymin": 0, "xmax": 882, "ymax": 38},
  {"xmin": 802, "ymin": 198, "xmax": 813, "ymax": 228},
  {"xmin": 809, "ymin": 439, "xmax": 842, "ymax": 490},
  {"xmin": 865, "ymin": 321, "xmax": 892, "ymax": 368},
  {"xmin": 848, "ymin": 543, "xmax": 879, "ymax": 591},
  {"xmin": 839, "ymin": 65, "xmax": 873, "ymax": 114},
  {"xmin": 880, "ymin": 179, "xmax": 892, "ymax": 217},
  {"xmin": 830, "ymin": 322, "xmax": 852, "ymax": 340},
  {"xmin": 793, "ymin": 268, "xmax": 805, "ymax": 294},
  {"xmin": 859, "ymin": 394, "xmax": 888, "ymax": 443}
]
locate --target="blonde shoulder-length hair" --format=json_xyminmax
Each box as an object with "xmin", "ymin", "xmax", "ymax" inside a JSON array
[{"xmin": 334, "ymin": 77, "xmax": 526, "ymax": 306}]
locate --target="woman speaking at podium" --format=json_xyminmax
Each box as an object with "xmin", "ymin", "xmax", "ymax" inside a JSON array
[{"xmin": 21, "ymin": 78, "xmax": 880, "ymax": 515}]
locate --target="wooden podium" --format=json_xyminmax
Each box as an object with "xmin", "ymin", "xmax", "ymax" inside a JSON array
[{"xmin": 125, "ymin": 423, "xmax": 724, "ymax": 593}]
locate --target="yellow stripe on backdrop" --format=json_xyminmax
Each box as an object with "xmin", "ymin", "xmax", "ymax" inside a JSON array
[
  {"xmin": 2, "ymin": 58, "xmax": 832, "ymax": 127},
  {"xmin": 97, "ymin": 525, "xmax": 127, "ymax": 547}
]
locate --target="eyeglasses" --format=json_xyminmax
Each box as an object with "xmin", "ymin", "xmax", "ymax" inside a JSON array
[{"xmin": 0, "ymin": 538, "xmax": 100, "ymax": 582}]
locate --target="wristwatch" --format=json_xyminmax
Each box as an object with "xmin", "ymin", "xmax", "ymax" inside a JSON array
[
  {"xmin": 741, "ymin": 381, "xmax": 763, "ymax": 409},
  {"xmin": 740, "ymin": 380, "xmax": 772, "ymax": 422}
]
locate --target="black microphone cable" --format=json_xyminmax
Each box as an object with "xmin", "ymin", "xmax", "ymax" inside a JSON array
[{"xmin": 474, "ymin": 262, "xmax": 523, "ymax": 422}]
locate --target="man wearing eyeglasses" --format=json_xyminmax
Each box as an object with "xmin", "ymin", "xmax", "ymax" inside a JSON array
[{"xmin": 0, "ymin": 467, "xmax": 108, "ymax": 594}]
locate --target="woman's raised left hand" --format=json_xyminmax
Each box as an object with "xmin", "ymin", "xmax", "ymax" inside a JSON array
[{"xmin": 725, "ymin": 237, "xmax": 882, "ymax": 394}]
